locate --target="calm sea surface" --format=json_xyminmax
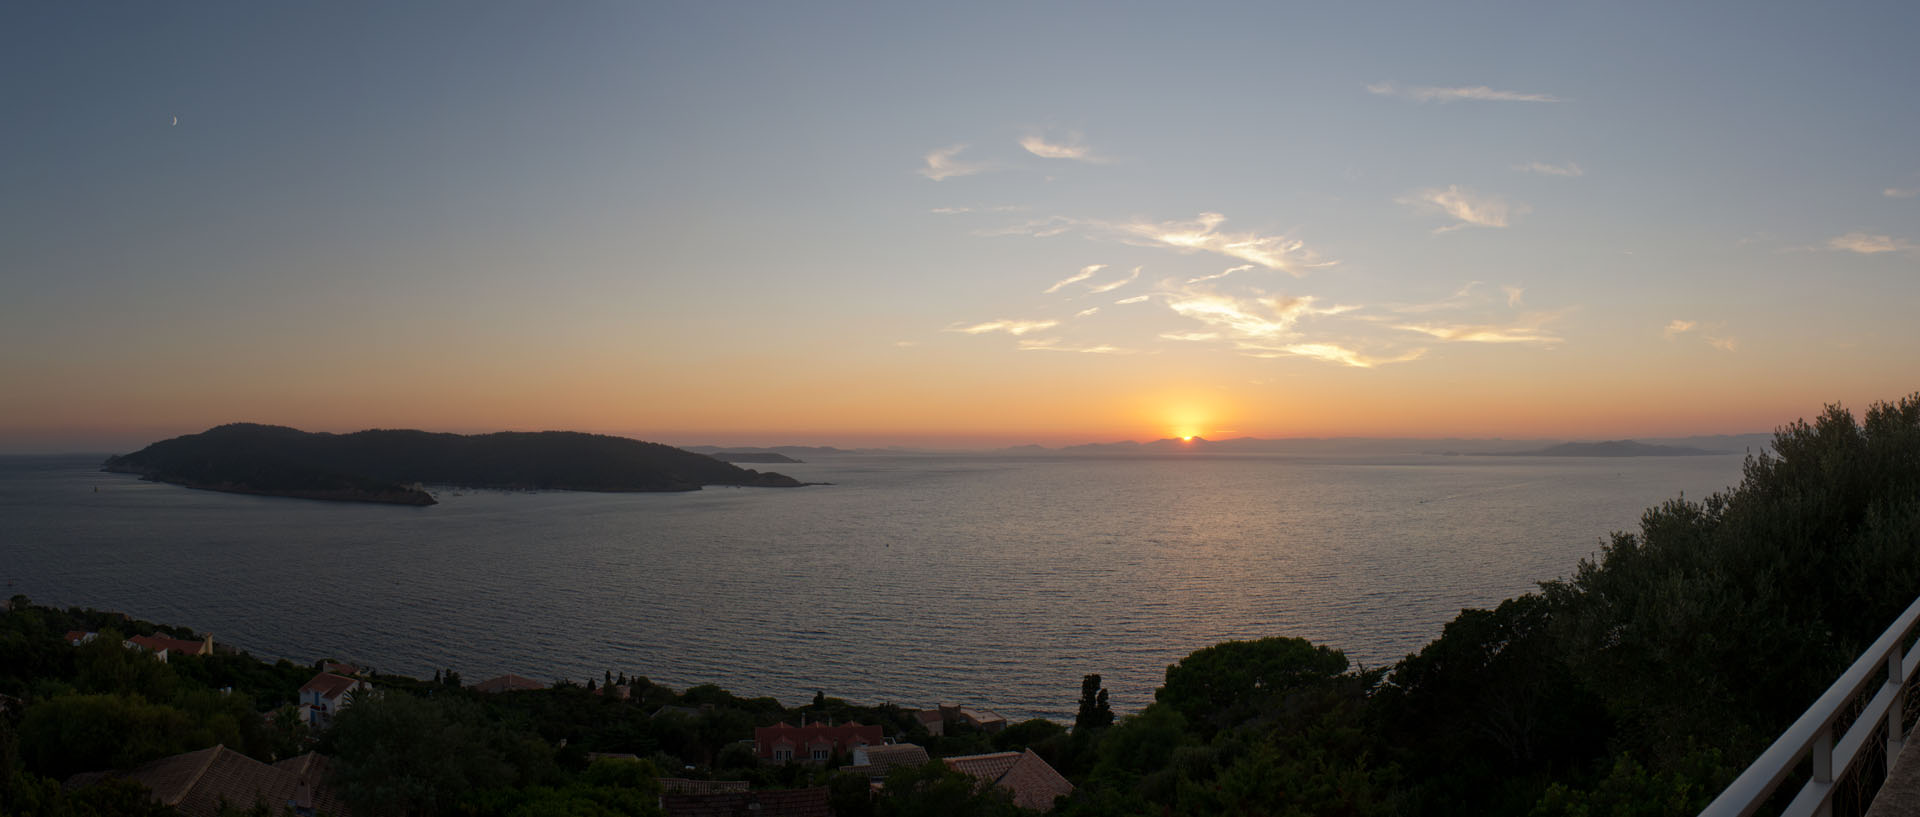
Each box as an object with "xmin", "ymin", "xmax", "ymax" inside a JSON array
[{"xmin": 1, "ymin": 452, "xmax": 1747, "ymax": 720}]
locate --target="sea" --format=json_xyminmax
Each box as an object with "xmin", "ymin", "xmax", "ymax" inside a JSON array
[{"xmin": 1, "ymin": 451, "xmax": 1749, "ymax": 721}]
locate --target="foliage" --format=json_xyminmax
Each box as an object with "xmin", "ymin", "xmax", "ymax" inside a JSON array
[
  {"xmin": 875, "ymin": 759, "xmax": 1023, "ymax": 817},
  {"xmin": 1074, "ymin": 674, "xmax": 1114, "ymax": 733},
  {"xmin": 1156, "ymin": 637, "xmax": 1351, "ymax": 739}
]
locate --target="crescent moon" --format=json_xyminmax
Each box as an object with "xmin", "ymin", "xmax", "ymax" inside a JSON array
[{"xmin": 171, "ymin": 116, "xmax": 178, "ymax": 126}]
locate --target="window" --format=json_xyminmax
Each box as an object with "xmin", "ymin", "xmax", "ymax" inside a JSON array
[
  {"xmin": 774, "ymin": 748, "xmax": 792, "ymax": 762},
  {"xmin": 811, "ymin": 748, "xmax": 829, "ymax": 761}
]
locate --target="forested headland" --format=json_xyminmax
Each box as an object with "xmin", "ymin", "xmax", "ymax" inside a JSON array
[
  {"xmin": 101, "ymin": 423, "xmax": 803, "ymax": 505},
  {"xmin": 7, "ymin": 394, "xmax": 1919, "ymax": 815}
]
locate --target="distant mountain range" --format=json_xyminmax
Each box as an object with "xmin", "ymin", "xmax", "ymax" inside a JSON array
[
  {"xmin": 1460, "ymin": 440, "xmax": 1720, "ymax": 457},
  {"xmin": 104, "ymin": 424, "xmax": 803, "ymax": 505},
  {"xmin": 992, "ymin": 434, "xmax": 1773, "ymax": 457}
]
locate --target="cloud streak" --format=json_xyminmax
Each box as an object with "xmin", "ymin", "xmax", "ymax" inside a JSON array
[
  {"xmin": 1515, "ymin": 161, "xmax": 1583, "ymax": 177},
  {"xmin": 1828, "ymin": 232, "xmax": 1916, "ymax": 255},
  {"xmin": 1020, "ymin": 132, "xmax": 1105, "ymax": 163},
  {"xmin": 1113, "ymin": 212, "xmax": 1334, "ymax": 275},
  {"xmin": 1085, "ymin": 266, "xmax": 1141, "ymax": 294},
  {"xmin": 1367, "ymin": 81, "xmax": 1561, "ymax": 103},
  {"xmin": 1399, "ymin": 186, "xmax": 1526, "ymax": 233},
  {"xmin": 920, "ymin": 144, "xmax": 988, "ymax": 181},
  {"xmin": 1045, "ymin": 264, "xmax": 1106, "ymax": 294},
  {"xmin": 948, "ymin": 319, "xmax": 1059, "ymax": 336},
  {"xmin": 1886, "ymin": 188, "xmax": 1919, "ymax": 199}
]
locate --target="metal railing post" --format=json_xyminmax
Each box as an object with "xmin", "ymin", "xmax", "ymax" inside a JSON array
[
  {"xmin": 1890, "ymin": 642, "xmax": 1907, "ymax": 768},
  {"xmin": 1813, "ymin": 731, "xmax": 1835, "ymax": 817}
]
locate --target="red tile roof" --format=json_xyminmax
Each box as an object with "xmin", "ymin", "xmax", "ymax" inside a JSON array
[
  {"xmin": 753, "ymin": 722, "xmax": 884, "ymax": 759},
  {"xmin": 945, "ymin": 749, "xmax": 1074, "ymax": 812},
  {"xmin": 299, "ymin": 672, "xmax": 360, "ymax": 700},
  {"xmin": 659, "ymin": 778, "xmax": 751, "ymax": 794},
  {"xmin": 128, "ymin": 634, "xmax": 210, "ymax": 656},
  {"xmin": 661, "ymin": 786, "xmax": 830, "ymax": 817},
  {"xmin": 71, "ymin": 745, "xmax": 350, "ymax": 817}
]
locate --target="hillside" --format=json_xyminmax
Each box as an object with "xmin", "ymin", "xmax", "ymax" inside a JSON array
[{"xmin": 102, "ymin": 424, "xmax": 802, "ymax": 505}]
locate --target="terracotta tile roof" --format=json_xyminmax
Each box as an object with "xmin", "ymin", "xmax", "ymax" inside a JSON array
[
  {"xmin": 661, "ymin": 786, "xmax": 830, "ymax": 817},
  {"xmin": 998, "ymin": 749, "xmax": 1075, "ymax": 811},
  {"xmin": 127, "ymin": 634, "xmax": 210, "ymax": 656},
  {"xmin": 73, "ymin": 745, "xmax": 350, "ymax": 817},
  {"xmin": 299, "ymin": 671, "xmax": 360, "ymax": 700},
  {"xmin": 752, "ymin": 722, "xmax": 883, "ymax": 759},
  {"xmin": 944, "ymin": 749, "xmax": 1073, "ymax": 812},
  {"xmin": 658, "ymin": 778, "xmax": 751, "ymax": 794},
  {"xmin": 474, "ymin": 673, "xmax": 547, "ymax": 693},
  {"xmin": 852, "ymin": 743, "xmax": 929, "ymax": 775}
]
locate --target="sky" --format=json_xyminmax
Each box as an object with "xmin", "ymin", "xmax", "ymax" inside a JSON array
[{"xmin": 2, "ymin": 2, "xmax": 1916, "ymax": 451}]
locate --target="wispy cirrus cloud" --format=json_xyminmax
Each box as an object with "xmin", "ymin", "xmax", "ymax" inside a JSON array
[
  {"xmin": 1367, "ymin": 81, "xmax": 1561, "ymax": 103},
  {"xmin": 1828, "ymin": 232, "xmax": 1917, "ymax": 255},
  {"xmin": 1085, "ymin": 266, "xmax": 1140, "ymax": 294},
  {"xmin": 1502, "ymin": 286, "xmax": 1525, "ymax": 307},
  {"xmin": 1886, "ymin": 188, "xmax": 1919, "ymax": 199},
  {"xmin": 985, "ymin": 211, "xmax": 1335, "ymax": 275},
  {"xmin": 948, "ymin": 319, "xmax": 1058, "ymax": 336},
  {"xmin": 920, "ymin": 144, "xmax": 989, "ymax": 181},
  {"xmin": 1187, "ymin": 264, "xmax": 1255, "ymax": 284},
  {"xmin": 1515, "ymin": 161, "xmax": 1583, "ymax": 177},
  {"xmin": 1045, "ymin": 264, "xmax": 1106, "ymax": 294},
  {"xmin": 1020, "ymin": 132, "xmax": 1106, "ymax": 163},
  {"xmin": 1165, "ymin": 289, "xmax": 1355, "ymax": 342},
  {"xmin": 1399, "ymin": 186, "xmax": 1527, "ymax": 234},
  {"xmin": 1115, "ymin": 295, "xmax": 1151, "ymax": 305},
  {"xmin": 1664, "ymin": 319, "xmax": 1736, "ymax": 351},
  {"xmin": 1242, "ymin": 343, "xmax": 1427, "ymax": 369},
  {"xmin": 1114, "ymin": 212, "xmax": 1334, "ymax": 275},
  {"xmin": 1016, "ymin": 337, "xmax": 1134, "ymax": 354},
  {"xmin": 1075, "ymin": 306, "xmax": 1101, "ymax": 318},
  {"xmin": 1392, "ymin": 309, "xmax": 1565, "ymax": 344}
]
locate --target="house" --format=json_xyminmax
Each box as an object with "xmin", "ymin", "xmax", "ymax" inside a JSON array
[
  {"xmin": 474, "ymin": 673, "xmax": 546, "ymax": 693},
  {"xmin": 950, "ymin": 704, "xmax": 1008, "ymax": 733},
  {"xmin": 63, "ymin": 630, "xmax": 97, "ymax": 646},
  {"xmin": 298, "ymin": 671, "xmax": 368, "ymax": 728},
  {"xmin": 753, "ymin": 721, "xmax": 883, "ymax": 764},
  {"xmin": 944, "ymin": 749, "xmax": 1074, "ymax": 812},
  {"xmin": 660, "ymin": 786, "xmax": 830, "ymax": 817},
  {"xmin": 658, "ymin": 778, "xmax": 750, "ymax": 795},
  {"xmin": 64, "ymin": 745, "xmax": 348, "ymax": 817},
  {"xmin": 846, "ymin": 743, "xmax": 930, "ymax": 782},
  {"xmin": 918, "ymin": 703, "xmax": 1008, "ymax": 735},
  {"xmin": 125, "ymin": 633, "xmax": 214, "ymax": 662}
]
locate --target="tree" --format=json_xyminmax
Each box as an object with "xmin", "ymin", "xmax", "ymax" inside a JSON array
[
  {"xmin": 1075, "ymin": 674, "xmax": 1114, "ymax": 732},
  {"xmin": 18, "ymin": 693, "xmax": 200, "ymax": 779},
  {"xmin": 876, "ymin": 760, "xmax": 1022, "ymax": 817},
  {"xmin": 1155, "ymin": 637, "xmax": 1349, "ymax": 738},
  {"xmin": 322, "ymin": 691, "xmax": 524, "ymax": 817}
]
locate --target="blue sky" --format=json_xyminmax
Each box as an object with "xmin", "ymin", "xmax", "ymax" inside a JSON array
[{"xmin": 2, "ymin": 2, "xmax": 1916, "ymax": 449}]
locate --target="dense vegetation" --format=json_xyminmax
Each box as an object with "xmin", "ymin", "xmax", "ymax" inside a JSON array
[
  {"xmin": 101, "ymin": 423, "xmax": 802, "ymax": 504},
  {"xmin": 7, "ymin": 395, "xmax": 1917, "ymax": 815}
]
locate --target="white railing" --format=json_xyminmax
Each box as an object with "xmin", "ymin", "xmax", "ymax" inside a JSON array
[{"xmin": 1699, "ymin": 595, "xmax": 1920, "ymax": 817}]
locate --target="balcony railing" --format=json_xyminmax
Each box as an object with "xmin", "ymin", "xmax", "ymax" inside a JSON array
[{"xmin": 1699, "ymin": 595, "xmax": 1920, "ymax": 817}]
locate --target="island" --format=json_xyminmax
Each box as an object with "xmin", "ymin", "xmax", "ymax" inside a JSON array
[
  {"xmin": 709, "ymin": 452, "xmax": 804, "ymax": 464},
  {"xmin": 101, "ymin": 423, "xmax": 803, "ymax": 505}
]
